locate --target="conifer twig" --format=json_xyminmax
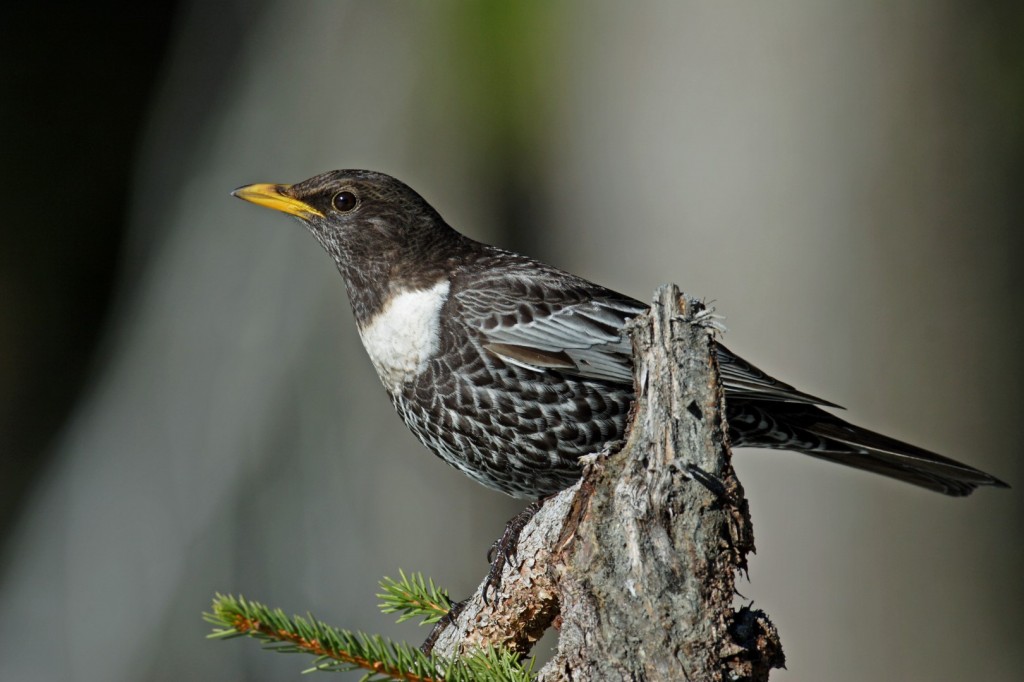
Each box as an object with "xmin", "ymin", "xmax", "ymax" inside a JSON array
[
  {"xmin": 378, "ymin": 570, "xmax": 453, "ymax": 625},
  {"xmin": 205, "ymin": 593, "xmax": 531, "ymax": 681}
]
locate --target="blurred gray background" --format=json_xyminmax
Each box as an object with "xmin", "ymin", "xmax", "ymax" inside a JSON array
[{"xmin": 1, "ymin": 2, "xmax": 1021, "ymax": 680}]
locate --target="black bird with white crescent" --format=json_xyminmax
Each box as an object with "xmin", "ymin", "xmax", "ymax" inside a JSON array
[{"xmin": 233, "ymin": 170, "xmax": 1008, "ymax": 499}]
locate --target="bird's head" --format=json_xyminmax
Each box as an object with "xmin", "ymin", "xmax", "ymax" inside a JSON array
[
  {"xmin": 233, "ymin": 169, "xmax": 470, "ymax": 318},
  {"xmin": 233, "ymin": 169, "xmax": 458, "ymax": 265}
]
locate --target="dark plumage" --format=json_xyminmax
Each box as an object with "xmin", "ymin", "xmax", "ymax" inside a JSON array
[{"xmin": 233, "ymin": 170, "xmax": 1008, "ymax": 498}]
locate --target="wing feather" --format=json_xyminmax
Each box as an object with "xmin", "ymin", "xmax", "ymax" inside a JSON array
[
  {"xmin": 453, "ymin": 262, "xmax": 841, "ymax": 404},
  {"xmin": 717, "ymin": 344, "xmax": 840, "ymax": 407},
  {"xmin": 453, "ymin": 271, "xmax": 643, "ymax": 384}
]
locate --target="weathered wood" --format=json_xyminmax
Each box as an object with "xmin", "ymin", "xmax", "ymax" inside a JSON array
[{"xmin": 431, "ymin": 285, "xmax": 784, "ymax": 680}]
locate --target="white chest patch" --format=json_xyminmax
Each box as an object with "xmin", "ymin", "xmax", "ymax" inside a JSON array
[{"xmin": 357, "ymin": 280, "xmax": 450, "ymax": 391}]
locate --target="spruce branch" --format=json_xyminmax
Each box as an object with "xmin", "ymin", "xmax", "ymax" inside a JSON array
[
  {"xmin": 378, "ymin": 570, "xmax": 452, "ymax": 625},
  {"xmin": 205, "ymin": 593, "xmax": 532, "ymax": 681}
]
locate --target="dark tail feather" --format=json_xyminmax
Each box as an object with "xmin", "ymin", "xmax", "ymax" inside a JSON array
[{"xmin": 728, "ymin": 401, "xmax": 1010, "ymax": 497}]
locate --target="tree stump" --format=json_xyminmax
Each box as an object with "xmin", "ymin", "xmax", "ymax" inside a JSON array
[{"xmin": 432, "ymin": 285, "xmax": 784, "ymax": 681}]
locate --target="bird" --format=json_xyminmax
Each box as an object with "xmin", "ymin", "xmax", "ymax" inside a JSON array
[{"xmin": 232, "ymin": 169, "xmax": 1008, "ymax": 499}]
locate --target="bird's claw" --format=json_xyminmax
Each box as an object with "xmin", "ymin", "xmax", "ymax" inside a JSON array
[
  {"xmin": 481, "ymin": 500, "xmax": 543, "ymax": 604},
  {"xmin": 419, "ymin": 597, "xmax": 467, "ymax": 655}
]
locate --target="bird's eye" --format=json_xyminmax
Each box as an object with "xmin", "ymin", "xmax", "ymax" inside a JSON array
[{"xmin": 332, "ymin": 191, "xmax": 358, "ymax": 212}]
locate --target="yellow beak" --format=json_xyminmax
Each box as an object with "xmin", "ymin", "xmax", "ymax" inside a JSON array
[{"xmin": 231, "ymin": 183, "xmax": 324, "ymax": 219}]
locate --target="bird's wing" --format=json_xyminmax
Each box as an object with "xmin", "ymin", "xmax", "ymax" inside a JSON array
[
  {"xmin": 452, "ymin": 270, "xmax": 645, "ymax": 384},
  {"xmin": 716, "ymin": 345, "xmax": 841, "ymax": 407},
  {"xmin": 453, "ymin": 260, "xmax": 841, "ymax": 405}
]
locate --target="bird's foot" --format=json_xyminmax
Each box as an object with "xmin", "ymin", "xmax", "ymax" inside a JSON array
[
  {"xmin": 419, "ymin": 597, "xmax": 467, "ymax": 655},
  {"xmin": 482, "ymin": 499, "xmax": 544, "ymax": 604}
]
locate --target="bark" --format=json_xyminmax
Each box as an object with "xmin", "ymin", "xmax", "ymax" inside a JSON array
[{"xmin": 432, "ymin": 285, "xmax": 784, "ymax": 681}]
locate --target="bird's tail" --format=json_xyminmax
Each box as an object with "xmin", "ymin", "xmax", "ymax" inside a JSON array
[{"xmin": 727, "ymin": 401, "xmax": 1009, "ymax": 496}]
